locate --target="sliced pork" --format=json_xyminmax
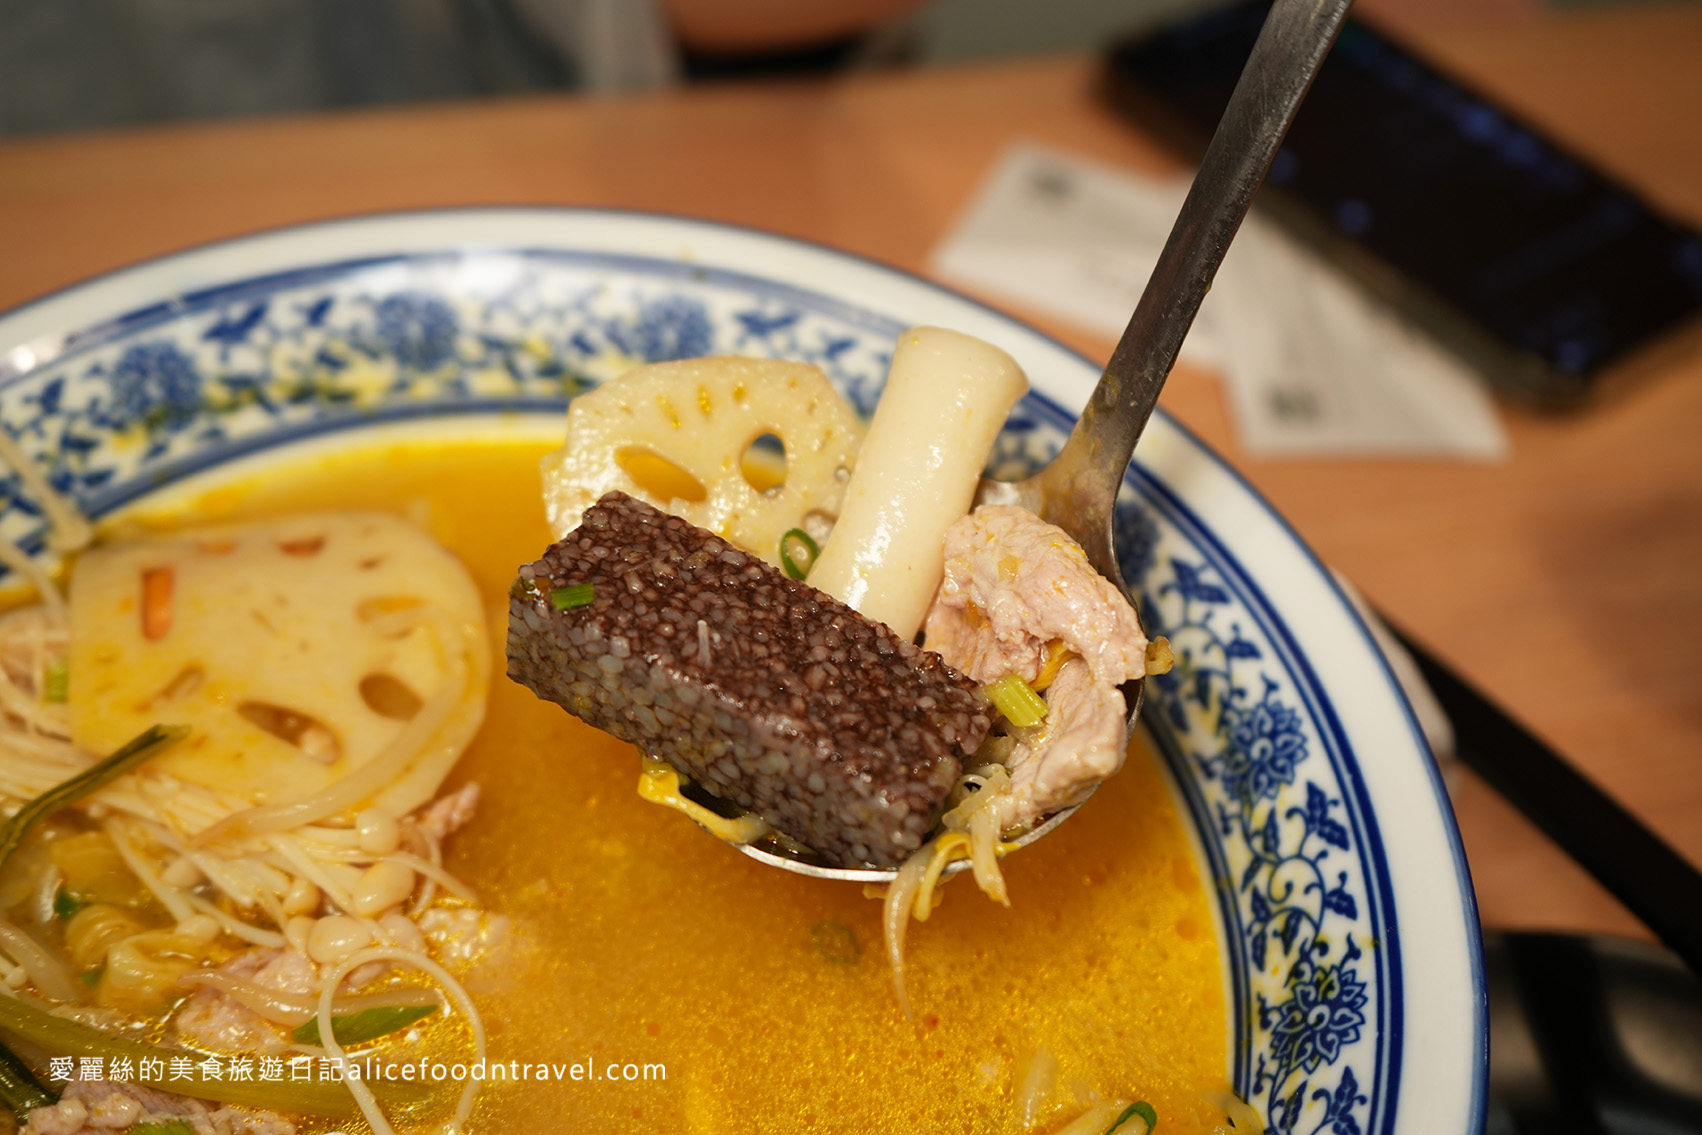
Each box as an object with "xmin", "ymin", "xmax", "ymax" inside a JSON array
[{"xmin": 924, "ymin": 505, "xmax": 1148, "ymax": 830}]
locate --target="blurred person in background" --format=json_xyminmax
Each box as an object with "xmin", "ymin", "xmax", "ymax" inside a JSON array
[{"xmin": 0, "ymin": 0, "xmax": 927, "ymax": 137}]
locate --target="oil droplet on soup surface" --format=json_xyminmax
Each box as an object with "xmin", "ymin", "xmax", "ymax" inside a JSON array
[{"xmin": 144, "ymin": 438, "xmax": 1228, "ymax": 1135}]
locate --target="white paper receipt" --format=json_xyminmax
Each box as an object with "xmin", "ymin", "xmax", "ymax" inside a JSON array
[{"xmin": 931, "ymin": 141, "xmax": 1507, "ymax": 460}]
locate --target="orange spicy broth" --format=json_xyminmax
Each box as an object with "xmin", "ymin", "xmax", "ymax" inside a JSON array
[{"xmin": 134, "ymin": 433, "xmax": 1228, "ymax": 1134}]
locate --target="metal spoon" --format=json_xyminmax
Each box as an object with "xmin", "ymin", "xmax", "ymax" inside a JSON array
[{"xmin": 732, "ymin": 0, "xmax": 1354, "ymax": 881}]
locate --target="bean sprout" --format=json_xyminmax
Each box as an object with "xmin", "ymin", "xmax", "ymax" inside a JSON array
[{"xmin": 318, "ymin": 946, "xmax": 487, "ymax": 1135}]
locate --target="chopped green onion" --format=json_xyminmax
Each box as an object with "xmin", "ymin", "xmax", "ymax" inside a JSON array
[
  {"xmin": 0, "ymin": 1040, "xmax": 55, "ymax": 1119},
  {"xmin": 550, "ymin": 583, "xmax": 596, "ymax": 611},
  {"xmin": 292, "ymin": 1003, "xmax": 440, "ymax": 1047},
  {"xmin": 0, "ymin": 990, "xmax": 427, "ymax": 1117},
  {"xmin": 1106, "ymin": 1100, "xmax": 1158, "ymax": 1135},
  {"xmin": 130, "ymin": 1123, "xmax": 197, "ymax": 1135},
  {"xmin": 53, "ymin": 888, "xmax": 88, "ymax": 921},
  {"xmin": 779, "ymin": 528, "xmax": 820, "ymax": 581},
  {"xmin": 43, "ymin": 660, "xmax": 67, "ymax": 704},
  {"xmin": 983, "ymin": 674, "xmax": 1048, "ymax": 728},
  {"xmin": 0, "ymin": 724, "xmax": 189, "ymax": 875},
  {"xmin": 78, "ymin": 965, "xmax": 103, "ymax": 988}
]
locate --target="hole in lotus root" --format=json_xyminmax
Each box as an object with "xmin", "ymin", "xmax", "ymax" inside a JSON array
[
  {"xmin": 741, "ymin": 434, "xmax": 788, "ymax": 494},
  {"xmin": 615, "ymin": 447, "xmax": 708, "ymax": 504},
  {"xmin": 237, "ymin": 702, "xmax": 342, "ymax": 764},
  {"xmin": 138, "ymin": 664, "xmax": 204, "ymax": 711},
  {"xmin": 359, "ymin": 673, "xmax": 424, "ymax": 721},
  {"xmin": 801, "ymin": 508, "xmax": 836, "ymax": 545}
]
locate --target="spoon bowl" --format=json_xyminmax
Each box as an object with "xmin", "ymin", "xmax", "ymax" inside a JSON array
[{"xmin": 732, "ymin": 0, "xmax": 1354, "ymax": 882}]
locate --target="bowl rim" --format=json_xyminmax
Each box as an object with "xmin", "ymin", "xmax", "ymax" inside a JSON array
[{"xmin": 0, "ymin": 204, "xmax": 1488, "ymax": 1133}]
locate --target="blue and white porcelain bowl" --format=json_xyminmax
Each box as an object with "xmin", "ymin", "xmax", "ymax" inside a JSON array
[{"xmin": 0, "ymin": 209, "xmax": 1486, "ymax": 1134}]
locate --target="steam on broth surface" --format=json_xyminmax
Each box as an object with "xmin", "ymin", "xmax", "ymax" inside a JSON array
[{"xmin": 120, "ymin": 434, "xmax": 1228, "ymax": 1134}]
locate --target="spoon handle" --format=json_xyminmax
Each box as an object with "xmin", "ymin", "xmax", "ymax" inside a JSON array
[{"xmin": 1050, "ymin": 0, "xmax": 1353, "ymax": 506}]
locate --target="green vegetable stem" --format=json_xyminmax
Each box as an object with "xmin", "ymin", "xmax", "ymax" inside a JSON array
[
  {"xmin": 0, "ymin": 1041, "xmax": 54, "ymax": 1120},
  {"xmin": 0, "ymin": 993, "xmax": 429, "ymax": 1118},
  {"xmin": 42, "ymin": 661, "xmax": 67, "ymax": 705},
  {"xmin": 0, "ymin": 725, "xmax": 189, "ymax": 875},
  {"xmin": 983, "ymin": 674, "xmax": 1048, "ymax": 729},
  {"xmin": 292, "ymin": 1004, "xmax": 440, "ymax": 1047}
]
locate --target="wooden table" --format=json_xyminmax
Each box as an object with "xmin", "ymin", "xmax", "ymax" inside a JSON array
[{"xmin": 2, "ymin": 3, "xmax": 1698, "ymax": 944}]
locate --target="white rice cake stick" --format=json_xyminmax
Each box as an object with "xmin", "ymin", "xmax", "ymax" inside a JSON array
[{"xmin": 810, "ymin": 327, "xmax": 1028, "ymax": 640}]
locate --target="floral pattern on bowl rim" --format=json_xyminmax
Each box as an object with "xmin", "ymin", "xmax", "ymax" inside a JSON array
[{"xmin": 0, "ymin": 208, "xmax": 1487, "ymax": 1135}]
